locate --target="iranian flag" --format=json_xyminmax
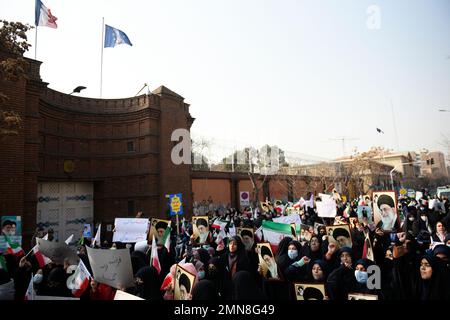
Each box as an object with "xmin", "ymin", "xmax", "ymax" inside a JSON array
[
  {"xmin": 150, "ymin": 234, "xmax": 161, "ymax": 274},
  {"xmin": 92, "ymin": 224, "xmax": 101, "ymax": 248},
  {"xmin": 27, "ymin": 234, "xmax": 51, "ymax": 269},
  {"xmin": 4, "ymin": 236, "xmax": 24, "ymax": 257},
  {"xmin": 68, "ymin": 259, "xmax": 91, "ymax": 297},
  {"xmin": 32, "ymin": 245, "xmax": 51, "ymax": 268},
  {"xmin": 261, "ymin": 220, "xmax": 293, "ymax": 253},
  {"xmin": 162, "ymin": 222, "xmax": 171, "ymax": 253},
  {"xmin": 211, "ymin": 218, "xmax": 227, "ymax": 230},
  {"xmin": 24, "ymin": 275, "xmax": 34, "ymax": 300},
  {"xmin": 293, "ymin": 198, "xmax": 305, "ymax": 209}
]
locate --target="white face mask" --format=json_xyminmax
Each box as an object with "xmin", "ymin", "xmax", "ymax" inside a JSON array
[
  {"xmin": 421, "ymin": 216, "xmax": 427, "ymax": 222},
  {"xmin": 408, "ymin": 217, "xmax": 415, "ymax": 222},
  {"xmin": 288, "ymin": 250, "xmax": 298, "ymax": 260}
]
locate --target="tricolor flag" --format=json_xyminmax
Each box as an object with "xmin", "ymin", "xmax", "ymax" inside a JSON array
[
  {"xmin": 35, "ymin": 0, "xmax": 58, "ymax": 28},
  {"xmin": 362, "ymin": 231, "xmax": 375, "ymax": 262},
  {"xmin": 162, "ymin": 222, "xmax": 171, "ymax": 253},
  {"xmin": 261, "ymin": 220, "xmax": 293, "ymax": 253},
  {"xmin": 304, "ymin": 194, "xmax": 314, "ymax": 210},
  {"xmin": 104, "ymin": 24, "xmax": 132, "ymax": 48},
  {"xmin": 150, "ymin": 235, "xmax": 161, "ymax": 274},
  {"xmin": 4, "ymin": 235, "xmax": 24, "ymax": 257},
  {"xmin": 67, "ymin": 260, "xmax": 91, "ymax": 297},
  {"xmin": 92, "ymin": 224, "xmax": 101, "ymax": 248},
  {"xmin": 293, "ymin": 198, "xmax": 305, "ymax": 210},
  {"xmin": 65, "ymin": 234, "xmax": 74, "ymax": 245},
  {"xmin": 24, "ymin": 274, "xmax": 35, "ymax": 300},
  {"xmin": 32, "ymin": 245, "xmax": 51, "ymax": 269}
]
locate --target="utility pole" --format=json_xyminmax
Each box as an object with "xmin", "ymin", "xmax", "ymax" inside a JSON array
[{"xmin": 391, "ymin": 99, "xmax": 400, "ymax": 151}]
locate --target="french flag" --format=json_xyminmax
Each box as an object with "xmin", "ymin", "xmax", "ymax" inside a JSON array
[{"xmin": 35, "ymin": 0, "xmax": 58, "ymax": 28}]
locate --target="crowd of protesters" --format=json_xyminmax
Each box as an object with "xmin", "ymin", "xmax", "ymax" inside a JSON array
[{"xmin": 1, "ymin": 189, "xmax": 449, "ymax": 300}]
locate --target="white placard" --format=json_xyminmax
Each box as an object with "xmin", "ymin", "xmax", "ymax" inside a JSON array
[
  {"xmin": 86, "ymin": 247, "xmax": 134, "ymax": 289},
  {"xmin": 273, "ymin": 213, "xmax": 302, "ymax": 225},
  {"xmin": 318, "ymin": 193, "xmax": 332, "ymax": 201},
  {"xmin": 34, "ymin": 295, "xmax": 80, "ymax": 300},
  {"xmin": 316, "ymin": 198, "xmax": 337, "ymax": 218},
  {"xmin": 112, "ymin": 218, "xmax": 149, "ymax": 243},
  {"xmin": 114, "ymin": 290, "xmax": 144, "ymax": 300},
  {"xmin": 415, "ymin": 191, "xmax": 423, "ymax": 201}
]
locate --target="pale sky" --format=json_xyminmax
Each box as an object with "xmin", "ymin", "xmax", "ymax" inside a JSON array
[{"xmin": 1, "ymin": 0, "xmax": 449, "ymax": 161}]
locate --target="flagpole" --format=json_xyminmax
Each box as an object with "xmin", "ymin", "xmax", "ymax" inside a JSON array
[
  {"xmin": 34, "ymin": 27, "xmax": 38, "ymax": 60},
  {"xmin": 100, "ymin": 17, "xmax": 104, "ymax": 98}
]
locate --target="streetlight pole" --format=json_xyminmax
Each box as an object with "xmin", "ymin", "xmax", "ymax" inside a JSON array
[{"xmin": 390, "ymin": 161, "xmax": 424, "ymax": 190}]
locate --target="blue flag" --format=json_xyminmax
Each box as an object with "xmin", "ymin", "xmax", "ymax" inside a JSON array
[{"xmin": 104, "ymin": 24, "xmax": 132, "ymax": 48}]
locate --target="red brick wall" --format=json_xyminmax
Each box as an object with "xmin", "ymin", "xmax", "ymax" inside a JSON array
[
  {"xmin": 0, "ymin": 52, "xmax": 194, "ymax": 248},
  {"xmin": 192, "ymin": 178, "xmax": 231, "ymax": 205}
]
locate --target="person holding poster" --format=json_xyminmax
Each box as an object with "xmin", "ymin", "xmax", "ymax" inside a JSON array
[
  {"xmin": 373, "ymin": 192, "xmax": 398, "ymax": 232},
  {"xmin": 174, "ymin": 264, "xmax": 197, "ymax": 300},
  {"xmin": 192, "ymin": 217, "xmax": 211, "ymax": 245},
  {"xmin": 217, "ymin": 236, "xmax": 251, "ymax": 299}
]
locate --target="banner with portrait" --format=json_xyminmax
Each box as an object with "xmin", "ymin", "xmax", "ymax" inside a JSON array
[
  {"xmin": 237, "ymin": 227, "xmax": 255, "ymax": 251},
  {"xmin": 326, "ymin": 224, "xmax": 353, "ymax": 249},
  {"xmin": 149, "ymin": 218, "xmax": 170, "ymax": 245},
  {"xmin": 372, "ymin": 191, "xmax": 398, "ymax": 231},
  {"xmin": 256, "ymin": 242, "xmax": 280, "ymax": 280},
  {"xmin": 294, "ymin": 283, "xmax": 326, "ymax": 301},
  {"xmin": 174, "ymin": 264, "xmax": 196, "ymax": 300},
  {"xmin": 192, "ymin": 216, "xmax": 209, "ymax": 245}
]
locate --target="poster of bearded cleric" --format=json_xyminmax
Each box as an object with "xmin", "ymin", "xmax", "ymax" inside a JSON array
[
  {"xmin": 192, "ymin": 216, "xmax": 211, "ymax": 245},
  {"xmin": 372, "ymin": 191, "xmax": 399, "ymax": 231},
  {"xmin": 0, "ymin": 216, "xmax": 22, "ymax": 253}
]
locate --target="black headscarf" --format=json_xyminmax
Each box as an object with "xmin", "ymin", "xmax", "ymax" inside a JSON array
[
  {"xmin": 231, "ymin": 271, "xmax": 266, "ymax": 300},
  {"xmin": 191, "ymin": 279, "xmax": 220, "ymax": 300},
  {"xmin": 135, "ymin": 266, "xmax": 162, "ymax": 300},
  {"xmin": 277, "ymin": 240, "xmax": 302, "ymax": 273},
  {"xmin": 131, "ymin": 250, "xmax": 147, "ymax": 275},
  {"xmin": 414, "ymin": 254, "xmax": 450, "ymax": 300},
  {"xmin": 303, "ymin": 235, "xmax": 323, "ymax": 261},
  {"xmin": 308, "ymin": 259, "xmax": 328, "ymax": 282}
]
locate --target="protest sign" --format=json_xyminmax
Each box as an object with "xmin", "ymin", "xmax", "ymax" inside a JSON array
[
  {"xmin": 0, "ymin": 216, "xmax": 22, "ymax": 253},
  {"xmin": 326, "ymin": 224, "xmax": 353, "ymax": 249},
  {"xmin": 112, "ymin": 218, "xmax": 149, "ymax": 243},
  {"xmin": 316, "ymin": 198, "xmax": 337, "ymax": 218},
  {"xmin": 192, "ymin": 216, "xmax": 209, "ymax": 245},
  {"xmin": 169, "ymin": 193, "xmax": 184, "ymax": 216},
  {"xmin": 357, "ymin": 206, "xmax": 373, "ymax": 225},
  {"xmin": 149, "ymin": 218, "xmax": 170, "ymax": 244},
  {"xmin": 174, "ymin": 264, "xmax": 196, "ymax": 300},
  {"xmin": 257, "ymin": 242, "xmax": 280, "ymax": 280},
  {"xmin": 34, "ymin": 295, "xmax": 80, "ymax": 300},
  {"xmin": 373, "ymin": 191, "xmax": 398, "ymax": 231},
  {"xmin": 294, "ymin": 283, "xmax": 326, "ymax": 300},
  {"xmin": 114, "ymin": 290, "xmax": 144, "ymax": 300},
  {"xmin": 273, "ymin": 213, "xmax": 302, "ymax": 225},
  {"xmin": 83, "ymin": 224, "xmax": 92, "ymax": 238},
  {"xmin": 348, "ymin": 293, "xmax": 378, "ymax": 300},
  {"xmin": 37, "ymin": 238, "xmax": 79, "ymax": 265},
  {"xmin": 86, "ymin": 246, "xmax": 134, "ymax": 289}
]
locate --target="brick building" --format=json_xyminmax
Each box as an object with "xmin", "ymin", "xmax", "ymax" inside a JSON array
[{"xmin": 0, "ymin": 52, "xmax": 194, "ymax": 247}]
